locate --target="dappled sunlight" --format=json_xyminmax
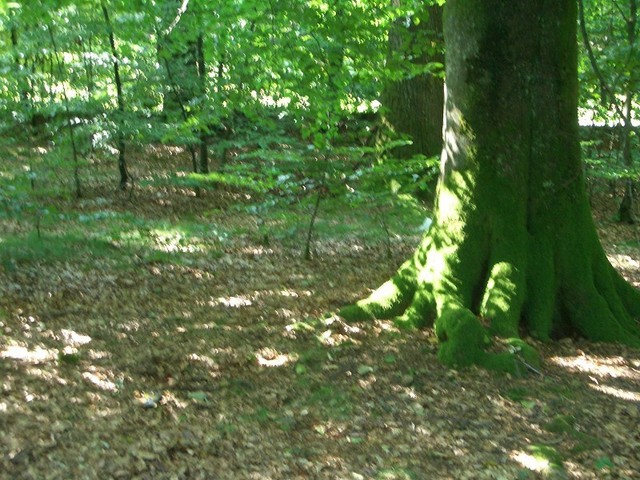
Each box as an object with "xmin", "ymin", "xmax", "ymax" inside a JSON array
[
  {"xmin": 1, "ymin": 343, "xmax": 57, "ymax": 363},
  {"xmin": 238, "ymin": 245, "xmax": 275, "ymax": 256},
  {"xmin": 279, "ymin": 288, "xmax": 311, "ymax": 298},
  {"xmin": 82, "ymin": 370, "xmax": 118, "ymax": 392},
  {"xmin": 1, "ymin": 143, "xmax": 638, "ymax": 480},
  {"xmin": 549, "ymin": 352, "xmax": 640, "ymax": 402},
  {"xmin": 510, "ymin": 450, "xmax": 552, "ymax": 473},
  {"xmin": 2, "ymin": 0, "xmax": 639, "ymax": 475},
  {"xmin": 86, "ymin": 349, "xmax": 112, "ymax": 360},
  {"xmin": 207, "ymin": 288, "xmax": 313, "ymax": 309},
  {"xmin": 549, "ymin": 353, "xmax": 640, "ymax": 381},
  {"xmin": 590, "ymin": 384, "xmax": 640, "ymax": 401},
  {"xmin": 149, "ymin": 228, "xmax": 204, "ymax": 254},
  {"xmin": 608, "ymin": 253, "xmax": 640, "ymax": 287},
  {"xmin": 188, "ymin": 353, "xmax": 220, "ymax": 370},
  {"xmin": 210, "ymin": 295, "xmax": 253, "ymax": 308},
  {"xmin": 60, "ymin": 328, "xmax": 92, "ymax": 346},
  {"xmin": 25, "ymin": 366, "xmax": 67, "ymax": 384},
  {"xmin": 608, "ymin": 253, "xmax": 640, "ymax": 269},
  {"xmin": 254, "ymin": 347, "xmax": 296, "ymax": 368},
  {"xmin": 119, "ymin": 319, "xmax": 143, "ymax": 331},
  {"xmin": 311, "ymin": 420, "xmax": 349, "ymax": 439}
]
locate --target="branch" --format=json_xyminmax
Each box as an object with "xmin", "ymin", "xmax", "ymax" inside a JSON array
[
  {"xmin": 577, "ymin": 0, "xmax": 626, "ymax": 119},
  {"xmin": 163, "ymin": 0, "xmax": 191, "ymax": 37},
  {"xmin": 611, "ymin": 0, "xmax": 629, "ymax": 23}
]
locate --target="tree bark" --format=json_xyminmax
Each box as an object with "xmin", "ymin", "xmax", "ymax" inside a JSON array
[
  {"xmin": 382, "ymin": 3, "xmax": 444, "ymax": 160},
  {"xmin": 341, "ymin": 0, "xmax": 640, "ymax": 373}
]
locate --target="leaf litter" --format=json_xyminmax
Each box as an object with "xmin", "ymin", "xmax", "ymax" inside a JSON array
[{"xmin": 1, "ymin": 185, "xmax": 639, "ymax": 480}]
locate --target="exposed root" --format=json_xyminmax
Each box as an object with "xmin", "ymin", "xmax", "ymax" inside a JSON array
[
  {"xmin": 339, "ymin": 259, "xmax": 417, "ymax": 322},
  {"xmin": 340, "ymin": 226, "xmax": 640, "ymax": 374}
]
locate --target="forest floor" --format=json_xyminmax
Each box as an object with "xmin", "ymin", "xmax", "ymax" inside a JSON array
[{"xmin": 1, "ymin": 149, "xmax": 640, "ymax": 479}]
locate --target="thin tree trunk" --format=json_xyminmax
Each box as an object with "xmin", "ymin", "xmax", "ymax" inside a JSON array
[
  {"xmin": 81, "ymin": 35, "xmax": 95, "ymax": 95},
  {"xmin": 196, "ymin": 33, "xmax": 209, "ymax": 174},
  {"xmin": 618, "ymin": 0, "xmax": 637, "ymax": 224},
  {"xmin": 101, "ymin": 1, "xmax": 129, "ymax": 190},
  {"xmin": 304, "ymin": 190, "xmax": 323, "ymax": 261},
  {"xmin": 162, "ymin": 55, "xmax": 199, "ymax": 173},
  {"xmin": 47, "ymin": 26, "xmax": 82, "ymax": 199},
  {"xmin": 579, "ymin": 0, "xmax": 637, "ymax": 223}
]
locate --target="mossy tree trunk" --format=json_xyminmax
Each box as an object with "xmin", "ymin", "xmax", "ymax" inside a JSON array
[{"xmin": 341, "ymin": 0, "xmax": 640, "ymax": 373}]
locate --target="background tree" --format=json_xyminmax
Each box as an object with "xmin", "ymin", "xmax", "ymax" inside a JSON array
[
  {"xmin": 382, "ymin": 1, "xmax": 444, "ymax": 162},
  {"xmin": 578, "ymin": 0, "xmax": 639, "ymax": 223},
  {"xmin": 101, "ymin": 0, "xmax": 130, "ymax": 189},
  {"xmin": 341, "ymin": 0, "xmax": 640, "ymax": 373}
]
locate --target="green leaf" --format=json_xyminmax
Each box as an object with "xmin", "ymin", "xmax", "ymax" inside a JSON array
[
  {"xmin": 595, "ymin": 456, "xmax": 614, "ymax": 469},
  {"xmin": 384, "ymin": 354, "xmax": 397, "ymax": 364},
  {"xmin": 187, "ymin": 391, "xmax": 209, "ymax": 402},
  {"xmin": 58, "ymin": 352, "xmax": 81, "ymax": 365},
  {"xmin": 519, "ymin": 400, "xmax": 536, "ymax": 410}
]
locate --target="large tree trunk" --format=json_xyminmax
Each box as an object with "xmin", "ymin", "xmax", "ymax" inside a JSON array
[{"xmin": 341, "ymin": 0, "xmax": 640, "ymax": 373}]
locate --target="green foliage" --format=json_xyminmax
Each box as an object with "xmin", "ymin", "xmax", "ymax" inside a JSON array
[
  {"xmin": 581, "ymin": 128, "xmax": 640, "ymax": 181},
  {"xmin": 0, "ymin": 0, "xmax": 443, "ymax": 180},
  {"xmin": 578, "ymin": 0, "xmax": 639, "ymax": 121},
  {"xmin": 0, "ymin": 232, "xmax": 113, "ymax": 268},
  {"xmin": 543, "ymin": 415, "xmax": 576, "ymax": 435}
]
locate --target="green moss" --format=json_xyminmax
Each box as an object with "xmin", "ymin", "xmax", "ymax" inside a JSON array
[
  {"xmin": 543, "ymin": 415, "xmax": 576, "ymax": 434},
  {"xmin": 524, "ymin": 236, "xmax": 556, "ymax": 341},
  {"xmin": 480, "ymin": 261, "xmax": 524, "ymax": 337},
  {"xmin": 435, "ymin": 309, "xmax": 487, "ymax": 367},
  {"xmin": 474, "ymin": 338, "xmax": 541, "ymax": 376},
  {"xmin": 612, "ymin": 266, "xmax": 640, "ymax": 318},
  {"xmin": 340, "ymin": 0, "xmax": 640, "ymax": 372},
  {"xmin": 566, "ymin": 283, "xmax": 640, "ymax": 348},
  {"xmin": 527, "ymin": 444, "xmax": 566, "ymax": 478},
  {"xmin": 339, "ymin": 303, "xmax": 377, "ymax": 322},
  {"xmin": 340, "ymin": 259, "xmax": 418, "ymax": 322},
  {"xmin": 570, "ymin": 434, "xmax": 602, "ymax": 454},
  {"xmin": 505, "ymin": 338, "xmax": 542, "ymax": 369},
  {"xmin": 542, "ymin": 416, "xmax": 601, "ymax": 454},
  {"xmin": 394, "ymin": 287, "xmax": 437, "ymax": 329},
  {"xmin": 503, "ymin": 387, "xmax": 531, "ymax": 402}
]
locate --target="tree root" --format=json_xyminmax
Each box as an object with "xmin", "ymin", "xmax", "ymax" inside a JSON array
[{"xmin": 340, "ymin": 227, "xmax": 640, "ymax": 374}]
